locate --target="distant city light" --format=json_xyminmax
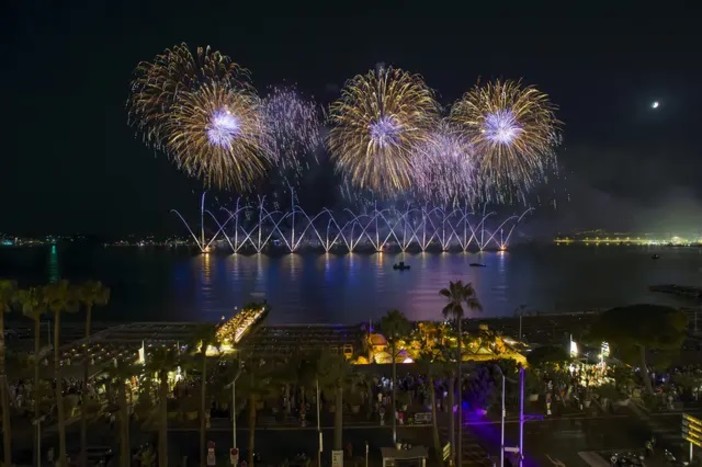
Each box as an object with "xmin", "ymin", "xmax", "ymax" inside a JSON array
[{"xmin": 554, "ymin": 232, "xmax": 702, "ymax": 247}]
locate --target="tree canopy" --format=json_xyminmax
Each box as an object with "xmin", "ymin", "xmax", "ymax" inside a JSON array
[
  {"xmin": 380, "ymin": 309, "xmax": 412, "ymax": 344},
  {"xmin": 439, "ymin": 280, "xmax": 482, "ymax": 321},
  {"xmin": 588, "ymin": 304, "xmax": 688, "ymax": 366},
  {"xmin": 526, "ymin": 345, "xmax": 570, "ymax": 368}
]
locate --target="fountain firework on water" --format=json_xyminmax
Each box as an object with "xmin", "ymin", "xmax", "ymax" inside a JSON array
[{"xmin": 172, "ymin": 192, "xmax": 532, "ymax": 254}]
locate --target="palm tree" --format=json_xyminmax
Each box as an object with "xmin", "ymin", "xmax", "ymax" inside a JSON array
[
  {"xmin": 439, "ymin": 280, "xmax": 482, "ymax": 467},
  {"xmin": 416, "ymin": 348, "xmax": 445, "ymax": 465},
  {"xmin": 190, "ymin": 324, "xmax": 220, "ymax": 467},
  {"xmin": 238, "ymin": 357, "xmax": 279, "ymax": 467},
  {"xmin": 146, "ymin": 346, "xmax": 180, "ymax": 467},
  {"xmin": 380, "ymin": 309, "xmax": 412, "ymax": 444},
  {"xmin": 105, "ymin": 361, "xmax": 141, "ymax": 467},
  {"xmin": 16, "ymin": 286, "xmax": 48, "ymax": 466},
  {"xmin": 44, "ymin": 279, "xmax": 79, "ymax": 466},
  {"xmin": 76, "ymin": 280, "xmax": 110, "ymax": 467},
  {"xmin": 0, "ymin": 279, "xmax": 17, "ymax": 467},
  {"xmin": 315, "ymin": 351, "xmax": 352, "ymax": 452}
]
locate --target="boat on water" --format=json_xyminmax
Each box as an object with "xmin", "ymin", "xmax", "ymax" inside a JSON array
[
  {"xmin": 652, "ymin": 254, "xmax": 660, "ymax": 260},
  {"xmin": 393, "ymin": 261, "xmax": 410, "ymax": 271},
  {"xmin": 469, "ymin": 263, "xmax": 487, "ymax": 268},
  {"xmin": 649, "ymin": 284, "xmax": 702, "ymax": 298}
]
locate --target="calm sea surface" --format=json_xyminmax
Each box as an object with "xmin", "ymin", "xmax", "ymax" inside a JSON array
[{"xmin": 1, "ymin": 245, "xmax": 701, "ymax": 324}]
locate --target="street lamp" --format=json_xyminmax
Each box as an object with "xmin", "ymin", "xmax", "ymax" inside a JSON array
[
  {"xmin": 227, "ymin": 358, "xmax": 243, "ymax": 451},
  {"xmin": 317, "ymin": 377, "xmax": 322, "ymax": 467},
  {"xmin": 33, "ymin": 415, "xmax": 46, "ymax": 467},
  {"xmin": 493, "ymin": 365, "xmax": 506, "ymax": 467},
  {"xmin": 514, "ymin": 304, "xmax": 527, "ymax": 341},
  {"xmin": 497, "ymin": 366, "xmax": 526, "ymax": 467},
  {"xmin": 519, "ymin": 366, "xmax": 525, "ymax": 467}
]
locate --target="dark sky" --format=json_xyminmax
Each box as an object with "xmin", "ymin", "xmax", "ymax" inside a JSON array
[{"xmin": 2, "ymin": 1, "xmax": 701, "ymax": 237}]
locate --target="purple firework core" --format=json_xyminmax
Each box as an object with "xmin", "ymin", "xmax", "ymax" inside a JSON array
[
  {"xmin": 369, "ymin": 115, "xmax": 401, "ymax": 147},
  {"xmin": 483, "ymin": 109, "xmax": 521, "ymax": 144},
  {"xmin": 207, "ymin": 109, "xmax": 241, "ymax": 148}
]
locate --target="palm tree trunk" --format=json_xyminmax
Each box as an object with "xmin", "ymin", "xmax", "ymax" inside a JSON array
[
  {"xmin": 448, "ymin": 374, "xmax": 455, "ymax": 465},
  {"xmin": 0, "ymin": 311, "xmax": 12, "ymax": 467},
  {"xmin": 391, "ymin": 342, "xmax": 397, "ymax": 444},
  {"xmin": 118, "ymin": 379, "xmax": 130, "ymax": 467},
  {"xmin": 429, "ymin": 375, "xmax": 441, "ymax": 465},
  {"xmin": 248, "ymin": 396, "xmax": 256, "ymax": 467},
  {"xmin": 54, "ymin": 310, "xmax": 68, "ymax": 466},
  {"xmin": 457, "ymin": 317, "xmax": 463, "ymax": 466},
  {"xmin": 200, "ymin": 350, "xmax": 207, "ymax": 467},
  {"xmin": 284, "ymin": 384, "xmax": 291, "ymax": 414},
  {"xmin": 639, "ymin": 345, "xmax": 654, "ymax": 395},
  {"xmin": 34, "ymin": 316, "xmax": 41, "ymax": 467},
  {"xmin": 80, "ymin": 306, "xmax": 92, "ymax": 467},
  {"xmin": 158, "ymin": 370, "xmax": 168, "ymax": 467},
  {"xmin": 334, "ymin": 382, "xmax": 343, "ymax": 451},
  {"xmin": 366, "ymin": 379, "xmax": 373, "ymax": 419}
]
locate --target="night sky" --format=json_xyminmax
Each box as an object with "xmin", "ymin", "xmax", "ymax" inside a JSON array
[{"xmin": 3, "ymin": 1, "xmax": 701, "ymax": 238}]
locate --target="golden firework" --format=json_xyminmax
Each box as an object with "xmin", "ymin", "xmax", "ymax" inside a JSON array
[
  {"xmin": 450, "ymin": 79, "xmax": 561, "ymax": 203},
  {"xmin": 164, "ymin": 82, "xmax": 268, "ymax": 191},
  {"xmin": 127, "ymin": 43, "xmax": 251, "ymax": 149},
  {"xmin": 327, "ymin": 66, "xmax": 440, "ymax": 197}
]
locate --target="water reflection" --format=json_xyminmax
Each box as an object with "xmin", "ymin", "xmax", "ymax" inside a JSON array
[
  {"xmin": 287, "ymin": 253, "xmax": 299, "ymax": 279},
  {"xmin": 321, "ymin": 253, "xmax": 332, "ymax": 281},
  {"xmin": 8, "ymin": 246, "xmax": 700, "ymax": 324},
  {"xmin": 47, "ymin": 244, "xmax": 60, "ymax": 283},
  {"xmin": 200, "ymin": 253, "xmax": 212, "ymax": 288}
]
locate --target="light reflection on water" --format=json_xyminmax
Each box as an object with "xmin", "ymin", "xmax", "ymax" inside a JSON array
[{"xmin": 1, "ymin": 245, "xmax": 701, "ymax": 324}]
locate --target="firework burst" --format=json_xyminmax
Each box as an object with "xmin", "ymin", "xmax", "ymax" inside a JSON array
[
  {"xmin": 164, "ymin": 82, "xmax": 268, "ymax": 191},
  {"xmin": 450, "ymin": 79, "xmax": 561, "ymax": 202},
  {"xmin": 127, "ymin": 43, "xmax": 251, "ymax": 149},
  {"xmin": 261, "ymin": 86, "xmax": 322, "ymax": 188},
  {"xmin": 327, "ymin": 66, "xmax": 440, "ymax": 197},
  {"xmin": 411, "ymin": 121, "xmax": 477, "ymax": 206}
]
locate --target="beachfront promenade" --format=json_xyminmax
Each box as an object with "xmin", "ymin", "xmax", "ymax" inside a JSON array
[{"xmin": 6, "ymin": 308, "xmax": 702, "ymax": 466}]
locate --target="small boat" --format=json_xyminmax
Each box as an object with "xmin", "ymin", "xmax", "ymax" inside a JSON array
[
  {"xmin": 469, "ymin": 263, "xmax": 487, "ymax": 268},
  {"xmin": 393, "ymin": 261, "xmax": 411, "ymax": 271},
  {"xmin": 651, "ymin": 254, "xmax": 660, "ymax": 260}
]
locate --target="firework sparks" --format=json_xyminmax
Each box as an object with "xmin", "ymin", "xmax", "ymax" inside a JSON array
[
  {"xmin": 450, "ymin": 79, "xmax": 561, "ymax": 202},
  {"xmin": 207, "ymin": 109, "xmax": 242, "ymax": 147},
  {"xmin": 261, "ymin": 86, "xmax": 322, "ymax": 188},
  {"xmin": 483, "ymin": 109, "xmax": 522, "ymax": 144},
  {"xmin": 164, "ymin": 83, "xmax": 268, "ymax": 191},
  {"xmin": 411, "ymin": 121, "xmax": 477, "ymax": 206},
  {"xmin": 327, "ymin": 66, "xmax": 440, "ymax": 197},
  {"xmin": 127, "ymin": 43, "xmax": 250, "ymax": 150}
]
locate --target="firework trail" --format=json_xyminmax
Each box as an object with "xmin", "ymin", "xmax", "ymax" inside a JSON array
[
  {"xmin": 411, "ymin": 121, "xmax": 477, "ymax": 206},
  {"xmin": 164, "ymin": 82, "xmax": 268, "ymax": 191},
  {"xmin": 327, "ymin": 66, "xmax": 440, "ymax": 198},
  {"xmin": 450, "ymin": 79, "xmax": 561, "ymax": 203},
  {"xmin": 261, "ymin": 86, "xmax": 322, "ymax": 189}
]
